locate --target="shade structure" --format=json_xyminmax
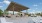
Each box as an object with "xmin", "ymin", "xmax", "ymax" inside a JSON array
[{"xmin": 6, "ymin": 2, "xmax": 29, "ymax": 12}]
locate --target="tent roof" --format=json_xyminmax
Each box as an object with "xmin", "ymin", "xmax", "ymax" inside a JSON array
[{"xmin": 6, "ymin": 2, "xmax": 29, "ymax": 12}]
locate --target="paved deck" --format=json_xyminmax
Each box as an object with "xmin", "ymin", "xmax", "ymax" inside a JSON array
[{"xmin": 0, "ymin": 16, "xmax": 42, "ymax": 23}]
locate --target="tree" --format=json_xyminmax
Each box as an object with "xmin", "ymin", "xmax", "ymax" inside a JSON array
[
  {"xmin": 35, "ymin": 13, "xmax": 40, "ymax": 15},
  {"xmin": 3, "ymin": 10, "xmax": 9, "ymax": 15},
  {"xmin": 40, "ymin": 12, "xmax": 42, "ymax": 16},
  {"xmin": 0, "ymin": 9, "xmax": 3, "ymax": 16}
]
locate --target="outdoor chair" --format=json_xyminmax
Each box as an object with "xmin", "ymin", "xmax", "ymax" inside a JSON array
[
  {"xmin": 6, "ymin": 16, "xmax": 11, "ymax": 18},
  {"xmin": 6, "ymin": 14, "xmax": 12, "ymax": 18}
]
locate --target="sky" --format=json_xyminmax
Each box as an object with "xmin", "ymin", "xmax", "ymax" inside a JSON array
[{"xmin": 0, "ymin": 0, "xmax": 42, "ymax": 13}]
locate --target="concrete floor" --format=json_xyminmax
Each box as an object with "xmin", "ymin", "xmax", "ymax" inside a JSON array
[{"xmin": 0, "ymin": 16, "xmax": 42, "ymax": 23}]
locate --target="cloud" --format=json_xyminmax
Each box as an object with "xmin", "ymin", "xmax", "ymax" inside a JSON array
[
  {"xmin": 33, "ymin": 4, "xmax": 38, "ymax": 6},
  {"xmin": 29, "ymin": 10, "xmax": 35, "ymax": 13},
  {"xmin": 33, "ymin": 10, "xmax": 35, "ymax": 11},
  {"xmin": 0, "ymin": 0, "xmax": 10, "ymax": 5},
  {"xmin": 0, "ymin": 6, "xmax": 3, "ymax": 7},
  {"xmin": 4, "ymin": 0, "xmax": 7, "ymax": 1},
  {"xmin": 28, "ymin": 9, "xmax": 31, "ymax": 10},
  {"xmin": 3, "ymin": 0, "xmax": 10, "ymax": 5},
  {"xmin": 0, "ymin": 2, "xmax": 2, "ymax": 3},
  {"xmin": 0, "ymin": 2, "xmax": 3, "ymax": 4},
  {"xmin": 29, "ymin": 11, "xmax": 41, "ymax": 14},
  {"xmin": 36, "ymin": 8, "xmax": 38, "ymax": 9},
  {"xmin": 39, "ymin": 3, "xmax": 42, "ymax": 4},
  {"xmin": 29, "ymin": 12, "xmax": 35, "ymax": 13}
]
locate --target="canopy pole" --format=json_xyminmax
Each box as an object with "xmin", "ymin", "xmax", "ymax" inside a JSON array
[
  {"xmin": 13, "ymin": 3, "xmax": 16, "ymax": 15},
  {"xmin": 26, "ymin": 9, "xmax": 28, "ymax": 14},
  {"xmin": 13, "ymin": 6, "xmax": 14, "ymax": 15}
]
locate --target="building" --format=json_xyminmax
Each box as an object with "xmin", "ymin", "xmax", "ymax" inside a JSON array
[{"xmin": 6, "ymin": 1, "xmax": 29, "ymax": 16}]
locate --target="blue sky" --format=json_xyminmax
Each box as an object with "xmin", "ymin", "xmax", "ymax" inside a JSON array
[{"xmin": 0, "ymin": 0, "xmax": 42, "ymax": 13}]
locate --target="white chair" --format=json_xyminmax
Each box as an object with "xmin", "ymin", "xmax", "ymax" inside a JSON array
[{"xmin": 0, "ymin": 17, "xmax": 13, "ymax": 23}]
